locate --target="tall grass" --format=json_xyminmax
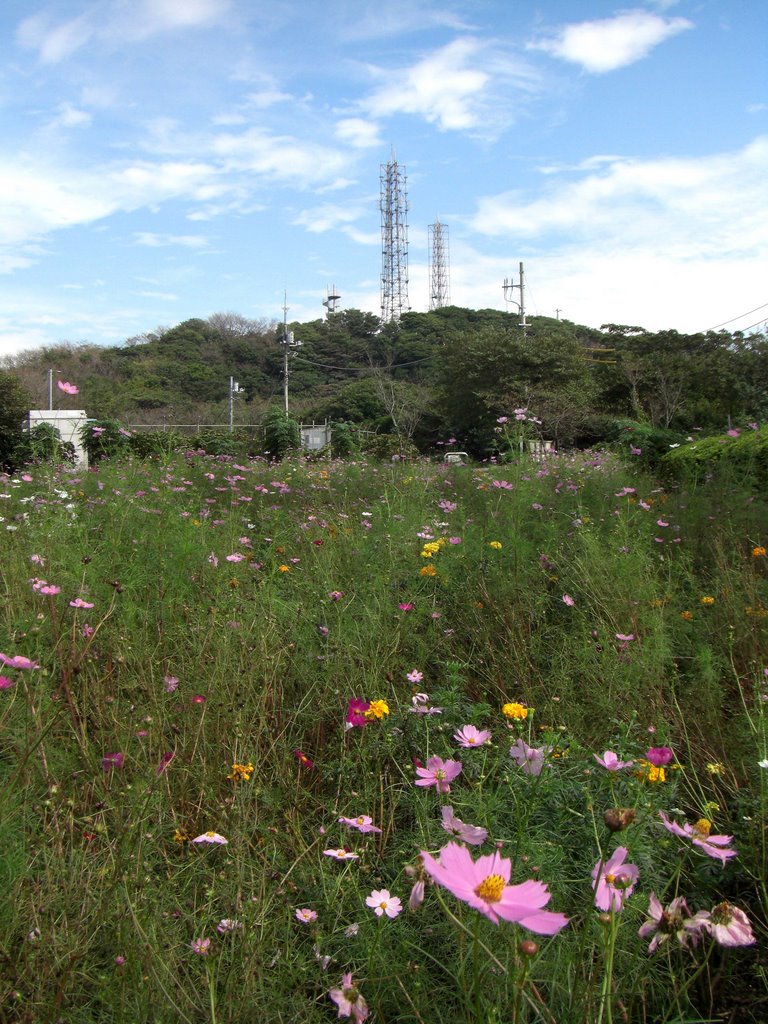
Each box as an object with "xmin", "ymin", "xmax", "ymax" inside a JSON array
[{"xmin": 0, "ymin": 450, "xmax": 765, "ymax": 1023}]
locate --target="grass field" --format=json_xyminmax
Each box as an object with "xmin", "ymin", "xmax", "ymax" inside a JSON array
[{"xmin": 0, "ymin": 449, "xmax": 766, "ymax": 1023}]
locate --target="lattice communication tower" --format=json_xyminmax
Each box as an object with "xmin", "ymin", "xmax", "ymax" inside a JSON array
[
  {"xmin": 428, "ymin": 219, "xmax": 450, "ymax": 310},
  {"xmin": 380, "ymin": 157, "xmax": 409, "ymax": 321}
]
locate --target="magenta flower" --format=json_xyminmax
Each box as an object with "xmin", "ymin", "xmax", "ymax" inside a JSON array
[
  {"xmin": 658, "ymin": 812, "xmax": 737, "ymax": 863},
  {"xmin": 329, "ymin": 972, "xmax": 369, "ymax": 1022},
  {"xmin": 414, "ymin": 756, "xmax": 462, "ymax": 794},
  {"xmin": 454, "ymin": 724, "xmax": 491, "ymax": 748},
  {"xmin": 509, "ymin": 739, "xmax": 551, "ymax": 776},
  {"xmin": 156, "ymin": 751, "xmax": 175, "ymax": 776},
  {"xmin": 365, "ymin": 889, "xmax": 403, "ymax": 918},
  {"xmin": 420, "ymin": 841, "xmax": 568, "ymax": 933},
  {"xmin": 38, "ymin": 585, "xmax": 61, "ymax": 596},
  {"xmin": 592, "ymin": 846, "xmax": 639, "ymax": 911},
  {"xmin": 0, "ymin": 654, "xmax": 39, "ymax": 670},
  {"xmin": 646, "ymin": 746, "xmax": 673, "ymax": 766},
  {"xmin": 102, "ymin": 752, "xmax": 125, "ymax": 771},
  {"xmin": 594, "ymin": 751, "xmax": 634, "ymax": 771},
  {"xmin": 441, "ymin": 806, "xmax": 488, "ymax": 846},
  {"xmin": 703, "ymin": 902, "xmax": 755, "ymax": 947},
  {"xmin": 398, "ymin": 602, "xmax": 414, "ymax": 611},
  {"xmin": 57, "ymin": 380, "xmax": 79, "ymax": 395},
  {"xmin": 346, "ymin": 698, "xmax": 370, "ymax": 727},
  {"xmin": 190, "ymin": 937, "xmax": 211, "ymax": 955},
  {"xmin": 338, "ymin": 815, "xmax": 382, "ymax": 834},
  {"xmin": 328, "ymin": 590, "xmax": 344, "ymax": 601},
  {"xmin": 0, "ymin": 676, "xmax": 14, "ymax": 690}
]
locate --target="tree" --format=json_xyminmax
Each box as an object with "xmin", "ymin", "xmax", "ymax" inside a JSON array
[{"xmin": 0, "ymin": 372, "xmax": 32, "ymax": 469}]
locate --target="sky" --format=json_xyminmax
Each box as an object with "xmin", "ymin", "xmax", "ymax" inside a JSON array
[{"xmin": 1, "ymin": 0, "xmax": 767, "ymax": 358}]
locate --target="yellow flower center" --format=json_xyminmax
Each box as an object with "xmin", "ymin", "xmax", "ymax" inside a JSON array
[
  {"xmin": 379, "ymin": 901, "xmax": 388, "ymax": 910},
  {"xmin": 435, "ymin": 769, "xmax": 446, "ymax": 780},
  {"xmin": 693, "ymin": 818, "xmax": 712, "ymax": 837},
  {"xmin": 475, "ymin": 874, "xmax": 505, "ymax": 903},
  {"xmin": 356, "ymin": 817, "xmax": 365, "ymax": 825},
  {"xmin": 206, "ymin": 831, "xmax": 216, "ymax": 838},
  {"xmin": 605, "ymin": 873, "xmax": 616, "ymax": 884}
]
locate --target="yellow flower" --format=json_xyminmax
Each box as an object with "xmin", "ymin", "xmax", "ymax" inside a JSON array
[
  {"xmin": 489, "ymin": 541, "xmax": 503, "ymax": 550},
  {"xmin": 421, "ymin": 541, "xmax": 442, "ymax": 557},
  {"xmin": 706, "ymin": 762, "xmax": 724, "ymax": 775},
  {"xmin": 278, "ymin": 564, "xmax": 290, "ymax": 573},
  {"xmin": 635, "ymin": 761, "xmax": 666, "ymax": 784},
  {"xmin": 420, "ymin": 564, "xmax": 437, "ymax": 577},
  {"xmin": 174, "ymin": 828, "xmax": 190, "ymax": 844},
  {"xmin": 365, "ymin": 699, "xmax": 390, "ymax": 720},
  {"xmin": 680, "ymin": 610, "xmax": 694, "ymax": 621},
  {"xmin": 752, "ymin": 546, "xmax": 766, "ymax": 558},
  {"xmin": 700, "ymin": 596, "xmax": 715, "ymax": 605},
  {"xmin": 502, "ymin": 702, "xmax": 530, "ymax": 721},
  {"xmin": 227, "ymin": 761, "xmax": 255, "ymax": 782}
]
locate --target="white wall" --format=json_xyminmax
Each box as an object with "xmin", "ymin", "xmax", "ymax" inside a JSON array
[{"xmin": 28, "ymin": 411, "xmax": 89, "ymax": 466}]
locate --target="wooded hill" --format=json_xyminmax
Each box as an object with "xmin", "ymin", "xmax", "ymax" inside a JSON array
[{"xmin": 3, "ymin": 306, "xmax": 767, "ymax": 454}]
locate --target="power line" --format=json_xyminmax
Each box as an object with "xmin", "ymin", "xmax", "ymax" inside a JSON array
[
  {"xmin": 293, "ymin": 353, "xmax": 435, "ymax": 373},
  {"xmin": 703, "ymin": 300, "xmax": 768, "ymax": 332}
]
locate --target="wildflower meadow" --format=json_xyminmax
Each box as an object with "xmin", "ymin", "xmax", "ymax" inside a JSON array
[{"xmin": 0, "ymin": 443, "xmax": 766, "ymax": 1023}]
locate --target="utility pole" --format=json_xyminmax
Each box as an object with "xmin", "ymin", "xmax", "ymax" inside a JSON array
[
  {"xmin": 280, "ymin": 293, "xmax": 302, "ymax": 414},
  {"xmin": 555, "ymin": 308, "xmax": 562, "ymax": 321},
  {"xmin": 502, "ymin": 261, "xmax": 527, "ymax": 334},
  {"xmin": 228, "ymin": 377, "xmax": 243, "ymax": 433}
]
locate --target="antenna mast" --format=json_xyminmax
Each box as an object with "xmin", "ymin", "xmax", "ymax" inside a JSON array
[
  {"xmin": 428, "ymin": 219, "xmax": 450, "ymax": 310},
  {"xmin": 380, "ymin": 154, "xmax": 409, "ymax": 322},
  {"xmin": 503, "ymin": 261, "xmax": 527, "ymax": 334}
]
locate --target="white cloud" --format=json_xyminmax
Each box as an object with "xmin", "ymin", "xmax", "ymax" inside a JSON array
[
  {"xmin": 211, "ymin": 129, "xmax": 349, "ymax": 187},
  {"xmin": 470, "ymin": 136, "xmax": 768, "ymax": 259},
  {"xmin": 528, "ymin": 10, "xmax": 692, "ymax": 73},
  {"xmin": 133, "ymin": 233, "xmax": 209, "ymax": 248},
  {"xmin": 335, "ymin": 118, "xmax": 382, "ymax": 149},
  {"xmin": 292, "ymin": 204, "xmax": 365, "ymax": 234},
  {"xmin": 16, "ymin": 11, "xmax": 95, "ymax": 63},
  {"xmin": 47, "ymin": 103, "xmax": 93, "ymax": 130},
  {"xmin": 361, "ymin": 38, "xmax": 490, "ymax": 131}
]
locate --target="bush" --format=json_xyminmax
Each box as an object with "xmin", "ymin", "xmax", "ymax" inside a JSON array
[
  {"xmin": 607, "ymin": 418, "xmax": 688, "ymax": 471},
  {"xmin": 330, "ymin": 421, "xmax": 361, "ymax": 457},
  {"xmin": 263, "ymin": 410, "xmax": 300, "ymax": 460},
  {"xmin": 362, "ymin": 432, "xmax": 419, "ymax": 460},
  {"xmin": 128, "ymin": 429, "xmax": 186, "ymax": 459},
  {"xmin": 662, "ymin": 424, "xmax": 768, "ymax": 483},
  {"xmin": 79, "ymin": 420, "xmax": 132, "ymax": 463},
  {"xmin": 13, "ymin": 423, "xmax": 76, "ymax": 466}
]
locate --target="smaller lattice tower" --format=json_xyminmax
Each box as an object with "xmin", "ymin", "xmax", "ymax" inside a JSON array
[
  {"xmin": 380, "ymin": 155, "xmax": 409, "ymax": 321},
  {"xmin": 428, "ymin": 219, "xmax": 450, "ymax": 310}
]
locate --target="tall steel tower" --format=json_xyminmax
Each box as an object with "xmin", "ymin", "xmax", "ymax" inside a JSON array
[
  {"xmin": 428, "ymin": 219, "xmax": 450, "ymax": 310},
  {"xmin": 380, "ymin": 156, "xmax": 409, "ymax": 321}
]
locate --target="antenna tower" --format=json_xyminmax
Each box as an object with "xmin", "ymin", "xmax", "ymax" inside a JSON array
[
  {"xmin": 428, "ymin": 219, "xmax": 450, "ymax": 310},
  {"xmin": 380, "ymin": 155, "xmax": 409, "ymax": 321},
  {"xmin": 322, "ymin": 285, "xmax": 341, "ymax": 317}
]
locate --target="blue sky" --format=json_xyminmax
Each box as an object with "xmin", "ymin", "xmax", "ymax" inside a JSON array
[{"xmin": 1, "ymin": 0, "xmax": 767, "ymax": 357}]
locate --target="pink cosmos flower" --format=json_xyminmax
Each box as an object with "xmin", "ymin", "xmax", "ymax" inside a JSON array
[
  {"xmin": 217, "ymin": 918, "xmax": 242, "ymax": 934},
  {"xmin": 294, "ymin": 749, "xmax": 315, "ymax": 769},
  {"xmin": 338, "ymin": 815, "xmax": 382, "ymax": 834},
  {"xmin": 646, "ymin": 746, "xmax": 673, "ymax": 766},
  {"xmin": 702, "ymin": 903, "xmax": 755, "ymax": 947},
  {"xmin": 102, "ymin": 752, "xmax": 125, "ymax": 771},
  {"xmin": 346, "ymin": 698, "xmax": 370, "ymax": 727},
  {"xmin": 406, "ymin": 669, "xmax": 423, "ymax": 683},
  {"xmin": 562, "ymin": 594, "xmax": 575, "ymax": 607},
  {"xmin": 365, "ymin": 889, "xmax": 403, "ymax": 918},
  {"xmin": 509, "ymin": 739, "xmax": 551, "ymax": 776},
  {"xmin": 0, "ymin": 676, "xmax": 15, "ymax": 690},
  {"xmin": 658, "ymin": 812, "xmax": 737, "ymax": 863},
  {"xmin": 408, "ymin": 693, "xmax": 442, "ymax": 715},
  {"xmin": 192, "ymin": 831, "xmax": 228, "ymax": 845},
  {"xmin": 398, "ymin": 602, "xmax": 414, "ymax": 611},
  {"xmin": 190, "ymin": 937, "xmax": 211, "ymax": 955},
  {"xmin": 454, "ymin": 724, "xmax": 491, "ymax": 748},
  {"xmin": 57, "ymin": 380, "xmax": 79, "ymax": 395},
  {"xmin": 414, "ymin": 756, "xmax": 462, "ymax": 793},
  {"xmin": 420, "ymin": 841, "xmax": 568, "ymax": 933},
  {"xmin": 226, "ymin": 553, "xmax": 245, "ymax": 562},
  {"xmin": 441, "ymin": 806, "xmax": 488, "ymax": 846},
  {"xmin": 69, "ymin": 598, "xmax": 94, "ymax": 609},
  {"xmin": 638, "ymin": 893, "xmax": 706, "ymax": 953},
  {"xmin": 164, "ymin": 675, "xmax": 179, "ymax": 693},
  {"xmin": 323, "ymin": 848, "xmax": 360, "ymax": 861},
  {"xmin": 328, "ymin": 590, "xmax": 344, "ymax": 601},
  {"xmin": 0, "ymin": 654, "xmax": 39, "ymax": 670},
  {"xmin": 329, "ymin": 972, "xmax": 369, "ymax": 1022},
  {"xmin": 594, "ymin": 751, "xmax": 634, "ymax": 771},
  {"xmin": 38, "ymin": 585, "xmax": 61, "ymax": 596},
  {"xmin": 592, "ymin": 846, "xmax": 639, "ymax": 911},
  {"xmin": 295, "ymin": 908, "xmax": 318, "ymax": 923}
]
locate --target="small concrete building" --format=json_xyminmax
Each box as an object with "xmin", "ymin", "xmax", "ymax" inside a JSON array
[{"xmin": 28, "ymin": 410, "xmax": 89, "ymax": 466}]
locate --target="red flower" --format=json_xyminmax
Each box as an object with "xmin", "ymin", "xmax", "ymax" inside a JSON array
[{"xmin": 294, "ymin": 749, "xmax": 314, "ymax": 769}]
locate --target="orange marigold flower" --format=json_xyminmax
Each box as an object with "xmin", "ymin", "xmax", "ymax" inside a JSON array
[
  {"xmin": 278, "ymin": 564, "xmax": 290, "ymax": 573},
  {"xmin": 700, "ymin": 596, "xmax": 715, "ymax": 605},
  {"xmin": 420, "ymin": 565, "xmax": 437, "ymax": 577},
  {"xmin": 680, "ymin": 610, "xmax": 694, "ymax": 621},
  {"xmin": 752, "ymin": 546, "xmax": 767, "ymax": 558}
]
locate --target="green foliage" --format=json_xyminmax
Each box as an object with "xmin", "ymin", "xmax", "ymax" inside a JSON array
[
  {"xmin": 662, "ymin": 424, "xmax": 768, "ymax": 483},
  {"xmin": 127, "ymin": 428, "xmax": 186, "ymax": 459},
  {"xmin": 12, "ymin": 423, "xmax": 76, "ymax": 466},
  {"xmin": 79, "ymin": 420, "xmax": 132, "ymax": 462},
  {"xmin": 0, "ymin": 371, "xmax": 32, "ymax": 469},
  {"xmin": 263, "ymin": 409, "xmax": 300, "ymax": 459},
  {"xmin": 329, "ymin": 420, "xmax": 360, "ymax": 456},
  {"xmin": 608, "ymin": 418, "xmax": 688, "ymax": 470},
  {"xmin": 362, "ymin": 431, "xmax": 419, "ymax": 460},
  {"xmin": 194, "ymin": 428, "xmax": 252, "ymax": 458}
]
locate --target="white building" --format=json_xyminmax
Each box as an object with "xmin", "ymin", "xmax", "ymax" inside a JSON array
[{"xmin": 28, "ymin": 410, "xmax": 89, "ymax": 466}]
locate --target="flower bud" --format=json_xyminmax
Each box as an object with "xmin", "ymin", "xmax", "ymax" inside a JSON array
[
  {"xmin": 519, "ymin": 940, "xmax": 538, "ymax": 957},
  {"xmin": 604, "ymin": 808, "xmax": 636, "ymax": 832}
]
